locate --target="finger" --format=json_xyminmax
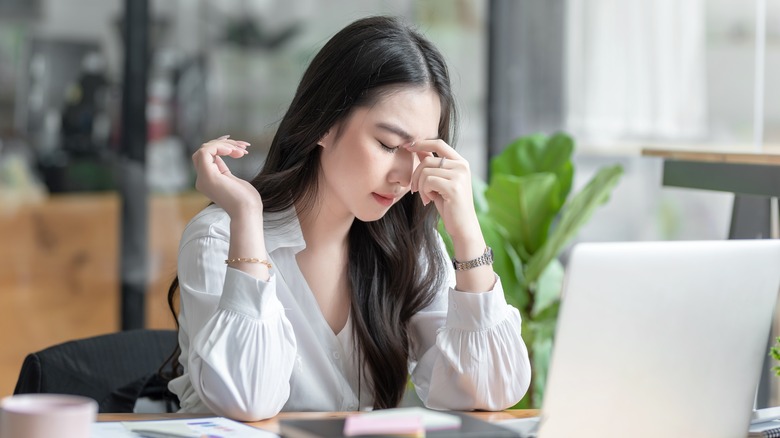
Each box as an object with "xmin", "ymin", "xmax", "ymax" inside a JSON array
[
  {"xmin": 206, "ymin": 134, "xmax": 251, "ymax": 149},
  {"xmin": 192, "ymin": 144, "xmax": 245, "ymax": 175},
  {"xmin": 410, "ymin": 151, "xmax": 434, "ymax": 193},
  {"xmin": 411, "ymin": 154, "xmax": 444, "ymax": 193},
  {"xmin": 214, "ymin": 155, "xmax": 231, "ymax": 175},
  {"xmin": 204, "ymin": 141, "xmax": 248, "ymax": 158},
  {"xmin": 417, "ymin": 167, "xmax": 452, "ymax": 204},
  {"xmin": 419, "ymin": 168, "xmax": 452, "ymax": 198},
  {"xmin": 222, "ymin": 138, "xmax": 251, "ymax": 149},
  {"xmin": 404, "ymin": 139, "xmax": 462, "ymax": 160},
  {"xmin": 207, "ymin": 138, "xmax": 250, "ymax": 154},
  {"xmin": 419, "ymin": 175, "xmax": 449, "ymax": 206},
  {"xmin": 415, "ymin": 150, "xmax": 433, "ymax": 165}
]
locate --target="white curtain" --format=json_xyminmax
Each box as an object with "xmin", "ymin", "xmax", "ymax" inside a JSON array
[{"xmin": 566, "ymin": 0, "xmax": 706, "ymax": 142}]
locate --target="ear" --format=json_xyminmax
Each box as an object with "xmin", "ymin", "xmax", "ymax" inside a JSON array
[{"xmin": 318, "ymin": 128, "xmax": 336, "ymax": 148}]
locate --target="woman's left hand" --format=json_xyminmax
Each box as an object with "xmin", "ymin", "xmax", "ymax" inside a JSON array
[{"xmin": 404, "ymin": 140, "xmax": 481, "ymax": 242}]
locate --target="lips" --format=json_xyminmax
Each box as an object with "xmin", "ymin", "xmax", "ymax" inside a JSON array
[{"xmin": 372, "ymin": 192, "xmax": 395, "ymax": 207}]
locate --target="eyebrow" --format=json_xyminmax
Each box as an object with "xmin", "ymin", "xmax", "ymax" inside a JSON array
[{"xmin": 375, "ymin": 122, "xmax": 414, "ymax": 141}]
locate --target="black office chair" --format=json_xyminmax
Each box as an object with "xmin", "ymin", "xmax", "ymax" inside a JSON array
[{"xmin": 13, "ymin": 329, "xmax": 180, "ymax": 413}]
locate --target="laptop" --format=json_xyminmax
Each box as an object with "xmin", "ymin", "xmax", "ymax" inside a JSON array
[{"xmin": 537, "ymin": 240, "xmax": 780, "ymax": 438}]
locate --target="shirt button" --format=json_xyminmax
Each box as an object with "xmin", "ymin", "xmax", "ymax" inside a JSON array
[{"xmin": 333, "ymin": 351, "xmax": 340, "ymax": 360}]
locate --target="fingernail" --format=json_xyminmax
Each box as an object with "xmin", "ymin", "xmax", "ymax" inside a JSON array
[
  {"xmin": 218, "ymin": 134, "xmax": 230, "ymax": 140},
  {"xmin": 237, "ymin": 141, "xmax": 251, "ymax": 146}
]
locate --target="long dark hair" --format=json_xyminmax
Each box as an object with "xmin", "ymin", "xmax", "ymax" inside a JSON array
[{"xmin": 165, "ymin": 15, "xmax": 454, "ymax": 409}]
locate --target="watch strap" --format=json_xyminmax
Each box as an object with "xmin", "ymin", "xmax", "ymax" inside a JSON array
[{"xmin": 452, "ymin": 246, "xmax": 493, "ymax": 271}]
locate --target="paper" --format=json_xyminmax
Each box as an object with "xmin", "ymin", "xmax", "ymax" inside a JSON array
[
  {"xmin": 91, "ymin": 417, "xmax": 279, "ymax": 438},
  {"xmin": 344, "ymin": 415, "xmax": 424, "ymax": 437},
  {"xmin": 342, "ymin": 407, "xmax": 461, "ymax": 435},
  {"xmin": 92, "ymin": 422, "xmax": 135, "ymax": 438}
]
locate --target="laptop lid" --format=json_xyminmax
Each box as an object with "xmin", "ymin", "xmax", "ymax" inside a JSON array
[{"xmin": 538, "ymin": 240, "xmax": 780, "ymax": 438}]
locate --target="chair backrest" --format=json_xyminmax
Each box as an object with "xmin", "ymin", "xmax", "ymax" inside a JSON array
[{"xmin": 13, "ymin": 329, "xmax": 179, "ymax": 413}]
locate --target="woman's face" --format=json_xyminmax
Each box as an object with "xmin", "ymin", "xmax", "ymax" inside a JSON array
[{"xmin": 318, "ymin": 86, "xmax": 442, "ymax": 223}]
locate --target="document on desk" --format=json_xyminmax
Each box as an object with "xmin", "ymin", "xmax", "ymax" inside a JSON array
[{"xmin": 91, "ymin": 417, "xmax": 279, "ymax": 438}]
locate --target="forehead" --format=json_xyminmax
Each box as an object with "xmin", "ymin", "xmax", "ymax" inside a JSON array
[{"xmin": 351, "ymin": 87, "xmax": 442, "ymax": 140}]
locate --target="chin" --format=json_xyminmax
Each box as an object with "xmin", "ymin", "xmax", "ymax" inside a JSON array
[
  {"xmin": 355, "ymin": 211, "xmax": 388, "ymax": 223},
  {"xmin": 355, "ymin": 204, "xmax": 394, "ymax": 223}
]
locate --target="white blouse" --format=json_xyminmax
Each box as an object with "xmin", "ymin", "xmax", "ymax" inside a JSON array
[{"xmin": 168, "ymin": 204, "xmax": 531, "ymax": 421}]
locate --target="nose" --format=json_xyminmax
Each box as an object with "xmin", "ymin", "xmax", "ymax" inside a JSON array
[{"xmin": 388, "ymin": 148, "xmax": 417, "ymax": 189}]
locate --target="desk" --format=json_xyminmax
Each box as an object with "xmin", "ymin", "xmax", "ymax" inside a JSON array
[
  {"xmin": 97, "ymin": 411, "xmax": 540, "ymax": 435},
  {"xmin": 641, "ymin": 146, "xmax": 780, "ymax": 198},
  {"xmin": 642, "ymin": 145, "xmax": 780, "ymax": 407}
]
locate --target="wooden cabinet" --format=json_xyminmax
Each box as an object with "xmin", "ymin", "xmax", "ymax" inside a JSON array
[{"xmin": 0, "ymin": 192, "xmax": 208, "ymax": 396}]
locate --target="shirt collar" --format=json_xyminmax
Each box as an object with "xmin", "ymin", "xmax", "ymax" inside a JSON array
[{"xmin": 263, "ymin": 206, "xmax": 306, "ymax": 254}]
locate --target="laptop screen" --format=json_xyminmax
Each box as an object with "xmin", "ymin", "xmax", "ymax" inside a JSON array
[{"xmin": 538, "ymin": 240, "xmax": 780, "ymax": 438}]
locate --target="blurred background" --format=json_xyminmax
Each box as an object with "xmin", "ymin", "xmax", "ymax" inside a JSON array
[{"xmin": 0, "ymin": 0, "xmax": 778, "ymax": 403}]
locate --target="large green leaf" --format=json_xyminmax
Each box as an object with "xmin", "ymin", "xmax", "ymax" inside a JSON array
[
  {"xmin": 515, "ymin": 301, "xmax": 559, "ymax": 408},
  {"xmin": 474, "ymin": 177, "xmax": 529, "ymax": 312},
  {"xmin": 477, "ymin": 213, "xmax": 528, "ymax": 312},
  {"xmin": 491, "ymin": 134, "xmax": 548, "ymax": 177},
  {"xmin": 527, "ymin": 133, "xmax": 575, "ymax": 205},
  {"xmin": 542, "ymin": 134, "xmax": 575, "ymax": 205},
  {"xmin": 491, "ymin": 133, "xmax": 575, "ymax": 207},
  {"xmin": 525, "ymin": 165, "xmax": 624, "ymax": 283},
  {"xmin": 526, "ymin": 301, "xmax": 559, "ymax": 407},
  {"xmin": 485, "ymin": 173, "xmax": 560, "ymax": 259},
  {"xmin": 535, "ymin": 134, "xmax": 574, "ymax": 177},
  {"xmin": 472, "ymin": 177, "xmax": 489, "ymax": 215},
  {"xmin": 531, "ymin": 258, "xmax": 564, "ymax": 317}
]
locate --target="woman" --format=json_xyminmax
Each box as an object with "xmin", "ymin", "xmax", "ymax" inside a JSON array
[{"xmin": 167, "ymin": 15, "xmax": 531, "ymax": 421}]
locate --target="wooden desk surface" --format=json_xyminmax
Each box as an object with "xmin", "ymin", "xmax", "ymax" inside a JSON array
[
  {"xmin": 641, "ymin": 145, "xmax": 780, "ymax": 166},
  {"xmin": 98, "ymin": 410, "xmax": 540, "ymax": 435}
]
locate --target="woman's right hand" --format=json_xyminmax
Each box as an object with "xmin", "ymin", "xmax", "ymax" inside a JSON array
[{"xmin": 192, "ymin": 135, "xmax": 261, "ymax": 217}]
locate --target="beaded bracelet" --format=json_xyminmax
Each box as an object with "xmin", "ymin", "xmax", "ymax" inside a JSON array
[{"xmin": 225, "ymin": 257, "xmax": 272, "ymax": 269}]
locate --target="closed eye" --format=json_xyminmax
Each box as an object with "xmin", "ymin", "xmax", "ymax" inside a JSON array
[{"xmin": 379, "ymin": 141, "xmax": 399, "ymax": 153}]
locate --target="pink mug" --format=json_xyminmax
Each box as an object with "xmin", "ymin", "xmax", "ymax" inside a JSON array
[{"xmin": 0, "ymin": 394, "xmax": 97, "ymax": 438}]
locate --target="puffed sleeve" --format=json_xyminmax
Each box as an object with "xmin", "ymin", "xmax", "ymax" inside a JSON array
[
  {"xmin": 408, "ymin": 244, "xmax": 532, "ymax": 411},
  {"xmin": 175, "ymin": 220, "xmax": 297, "ymax": 421}
]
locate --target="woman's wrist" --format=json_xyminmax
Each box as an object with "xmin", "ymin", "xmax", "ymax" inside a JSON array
[
  {"xmin": 228, "ymin": 202, "xmax": 263, "ymax": 221},
  {"xmin": 228, "ymin": 211, "xmax": 270, "ymax": 281},
  {"xmin": 452, "ymin": 238, "xmax": 488, "ymax": 264},
  {"xmin": 448, "ymin": 217, "xmax": 487, "ymax": 262}
]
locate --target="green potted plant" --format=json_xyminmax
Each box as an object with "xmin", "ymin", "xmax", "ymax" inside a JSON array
[
  {"xmin": 770, "ymin": 338, "xmax": 780, "ymax": 375},
  {"xmin": 439, "ymin": 132, "xmax": 623, "ymax": 408}
]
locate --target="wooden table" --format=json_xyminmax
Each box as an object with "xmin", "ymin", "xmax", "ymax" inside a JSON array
[
  {"xmin": 98, "ymin": 410, "xmax": 540, "ymax": 435},
  {"xmin": 641, "ymin": 145, "xmax": 780, "ymax": 197}
]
